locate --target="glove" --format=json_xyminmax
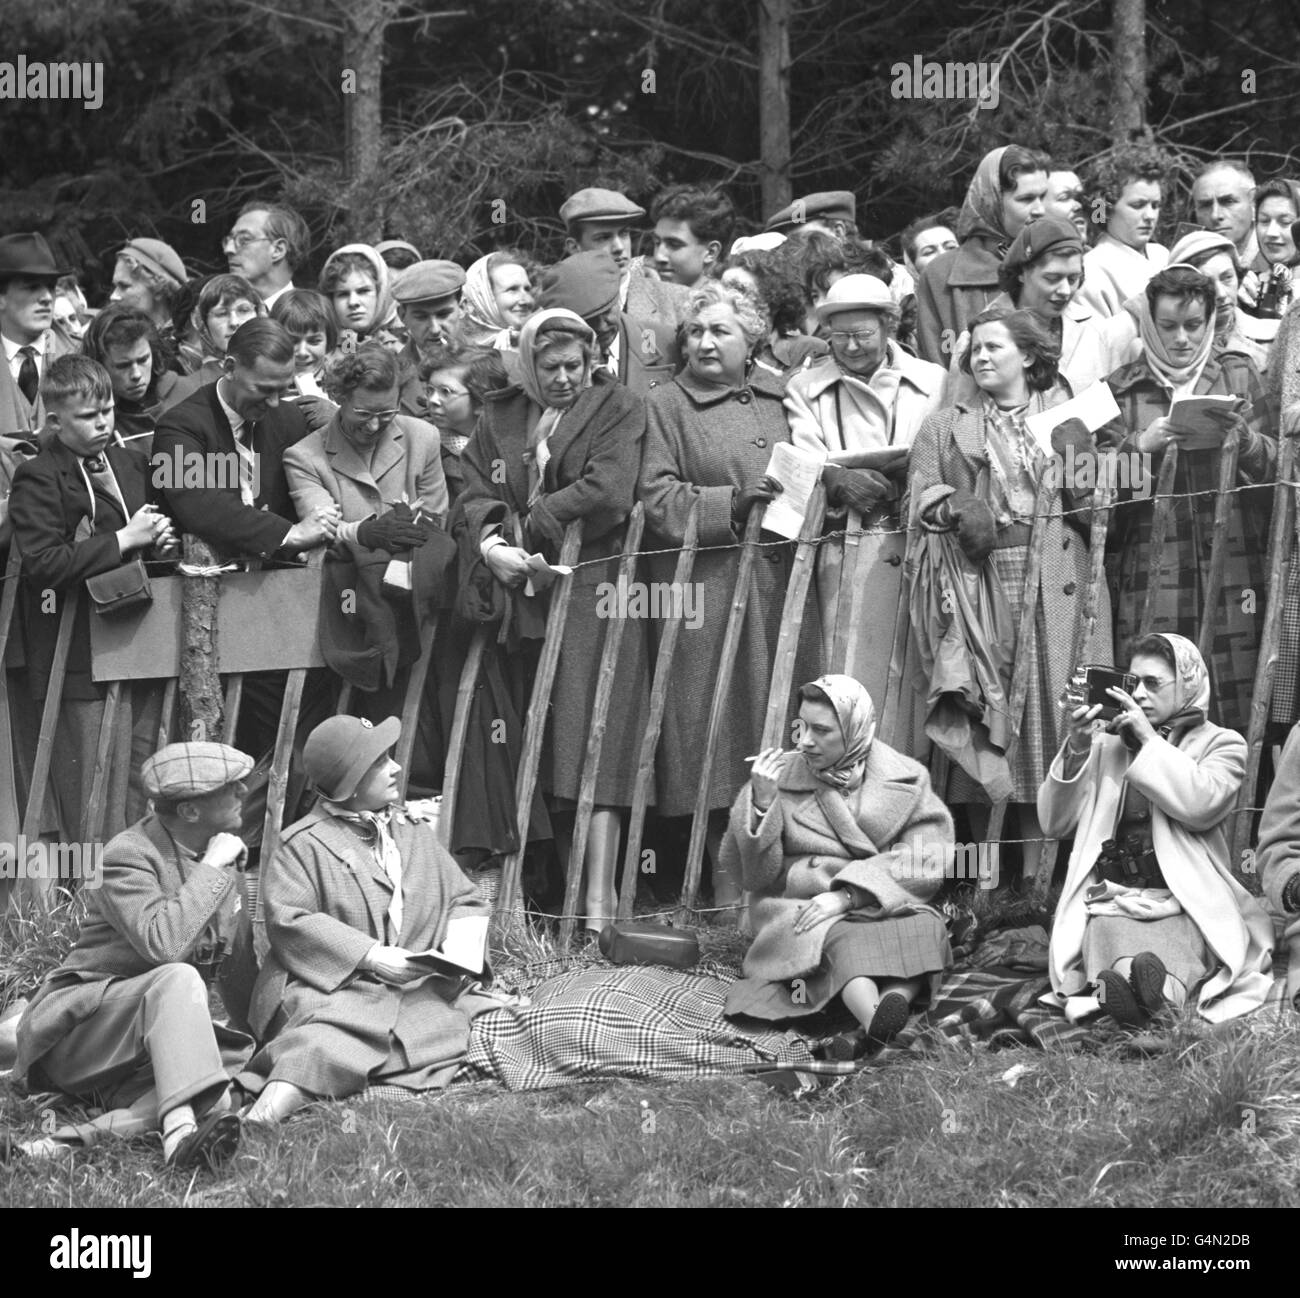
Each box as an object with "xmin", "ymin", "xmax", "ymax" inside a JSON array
[
  {"xmin": 523, "ymin": 499, "xmax": 565, "ymax": 553},
  {"xmin": 1050, "ymin": 416, "xmax": 1092, "ymax": 462},
  {"xmin": 356, "ymin": 505, "xmax": 429, "ymax": 552},
  {"xmin": 732, "ymin": 477, "xmax": 780, "ymax": 528},
  {"xmin": 939, "ymin": 489, "xmax": 997, "ymax": 562},
  {"xmin": 821, "ymin": 464, "xmax": 893, "ymax": 511},
  {"xmin": 297, "ymin": 396, "xmax": 338, "ymax": 432}
]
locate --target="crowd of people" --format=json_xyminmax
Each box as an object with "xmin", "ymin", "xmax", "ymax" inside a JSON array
[{"xmin": 4, "ymin": 142, "xmax": 1300, "ymax": 1168}]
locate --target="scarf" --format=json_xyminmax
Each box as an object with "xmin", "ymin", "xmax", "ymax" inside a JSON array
[
  {"xmin": 1166, "ymin": 231, "xmax": 1240, "ymax": 343},
  {"xmin": 802, "ymin": 673, "xmax": 878, "ymax": 792},
  {"xmin": 956, "ymin": 146, "xmax": 1012, "ymax": 247},
  {"xmin": 460, "ymin": 256, "xmax": 515, "ymax": 349},
  {"xmin": 321, "ymin": 243, "xmax": 399, "ymax": 348},
  {"xmin": 1136, "ymin": 261, "xmax": 1215, "ymax": 397},
  {"xmin": 322, "ymin": 799, "xmax": 404, "ymax": 942},
  {"xmin": 517, "ymin": 309, "xmax": 596, "ymax": 506}
]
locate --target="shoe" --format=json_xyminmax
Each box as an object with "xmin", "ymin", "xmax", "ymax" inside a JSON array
[
  {"xmin": 820, "ymin": 1027, "xmax": 868, "ymax": 1061},
  {"xmin": 1097, "ymin": 970, "xmax": 1148, "ymax": 1027},
  {"xmin": 168, "ymin": 1110, "xmax": 240, "ymax": 1171},
  {"xmin": 865, "ymin": 990, "xmax": 911, "ymax": 1048},
  {"xmin": 1129, "ymin": 952, "xmax": 1168, "ymax": 1015}
]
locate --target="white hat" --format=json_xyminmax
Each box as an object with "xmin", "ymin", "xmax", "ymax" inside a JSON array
[
  {"xmin": 815, "ymin": 273, "xmax": 895, "ymax": 323},
  {"xmin": 729, "ymin": 232, "xmax": 787, "ymax": 255}
]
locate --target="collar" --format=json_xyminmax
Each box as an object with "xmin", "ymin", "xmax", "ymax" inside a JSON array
[
  {"xmin": 1108, "ymin": 352, "xmax": 1224, "ymax": 396},
  {"xmin": 214, "ymin": 377, "xmax": 245, "ymax": 436},
  {"xmin": 2, "ymin": 331, "xmax": 46, "ymax": 363},
  {"xmin": 262, "ymin": 280, "xmax": 295, "ymax": 310},
  {"xmin": 945, "ymin": 235, "xmax": 1003, "ymax": 288},
  {"xmin": 796, "ymin": 341, "xmax": 940, "ymax": 400},
  {"xmin": 673, "ymin": 364, "xmax": 785, "ymax": 406}
]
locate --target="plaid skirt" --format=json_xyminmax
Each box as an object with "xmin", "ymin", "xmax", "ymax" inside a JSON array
[{"xmin": 723, "ymin": 910, "xmax": 951, "ymax": 1022}]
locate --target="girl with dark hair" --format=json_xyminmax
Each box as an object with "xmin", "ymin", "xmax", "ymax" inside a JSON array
[
  {"xmin": 270, "ymin": 289, "xmax": 339, "ymax": 397},
  {"xmin": 81, "ymin": 304, "xmax": 183, "ymax": 446},
  {"xmin": 718, "ymin": 247, "xmax": 827, "ymax": 374}
]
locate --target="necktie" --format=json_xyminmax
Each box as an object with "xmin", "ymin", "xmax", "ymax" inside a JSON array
[
  {"xmin": 233, "ymin": 420, "xmax": 257, "ymax": 506},
  {"xmin": 81, "ymin": 454, "xmax": 128, "ymax": 522},
  {"xmin": 17, "ymin": 346, "xmax": 38, "ymax": 405}
]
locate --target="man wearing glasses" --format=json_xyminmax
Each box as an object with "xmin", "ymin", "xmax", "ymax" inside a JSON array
[{"xmin": 224, "ymin": 202, "xmax": 312, "ymax": 309}]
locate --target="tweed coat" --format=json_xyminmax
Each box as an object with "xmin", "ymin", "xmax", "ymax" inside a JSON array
[
  {"xmin": 639, "ymin": 366, "xmax": 822, "ymax": 816},
  {"xmin": 245, "ymin": 803, "xmax": 497, "ymax": 1095},
  {"xmin": 452, "ymin": 376, "xmax": 652, "ymax": 805},
  {"xmin": 1040, "ymin": 725, "xmax": 1273, "ymax": 1023},
  {"xmin": 9, "ymin": 436, "xmax": 148, "ymax": 700},
  {"xmin": 282, "ymin": 411, "xmax": 449, "ymax": 544},
  {"xmin": 617, "ymin": 313, "xmax": 680, "ymax": 395},
  {"xmin": 785, "ymin": 343, "xmax": 944, "ymax": 750},
  {"xmin": 913, "ymin": 234, "xmax": 1003, "ymax": 366},
  {"xmin": 0, "ymin": 327, "xmax": 76, "ymax": 438},
  {"xmin": 1098, "ymin": 353, "xmax": 1275, "ymax": 734},
  {"xmin": 1255, "ymin": 720, "xmax": 1300, "ymax": 1007},
  {"xmin": 720, "ymin": 742, "xmax": 952, "ymax": 991},
  {"xmin": 624, "ymin": 258, "xmax": 690, "ymax": 327},
  {"xmin": 15, "ymin": 814, "xmax": 248, "ymax": 1092}
]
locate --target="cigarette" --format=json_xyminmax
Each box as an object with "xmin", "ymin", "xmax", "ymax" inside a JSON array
[{"xmin": 743, "ymin": 751, "xmax": 787, "ymax": 761}]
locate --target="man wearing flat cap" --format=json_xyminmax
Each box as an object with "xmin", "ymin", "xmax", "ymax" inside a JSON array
[
  {"xmin": 8, "ymin": 742, "xmax": 257, "ymax": 1169},
  {"xmin": 392, "ymin": 259, "xmax": 467, "ymax": 417},
  {"xmin": 537, "ymin": 250, "xmax": 680, "ymax": 396},
  {"xmin": 242, "ymin": 715, "xmax": 498, "ymax": 1122},
  {"xmin": 765, "ymin": 190, "xmax": 859, "ymax": 242},
  {"xmin": 560, "ymin": 185, "xmax": 688, "ymax": 327}
]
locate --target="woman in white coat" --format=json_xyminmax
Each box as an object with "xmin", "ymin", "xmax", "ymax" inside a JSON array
[
  {"xmin": 783, "ymin": 274, "xmax": 945, "ymax": 749},
  {"xmin": 1039, "ymin": 632, "xmax": 1272, "ymax": 1027}
]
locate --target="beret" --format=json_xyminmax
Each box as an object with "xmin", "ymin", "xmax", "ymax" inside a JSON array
[
  {"xmin": 303, "ymin": 715, "xmax": 401, "ymax": 802},
  {"xmin": 393, "ymin": 259, "xmax": 466, "ymax": 304},
  {"xmin": 119, "ymin": 238, "xmax": 187, "ymax": 286},
  {"xmin": 1001, "ymin": 217, "xmax": 1084, "ymax": 275},
  {"xmin": 142, "ymin": 742, "xmax": 254, "ymax": 799},
  {"xmin": 559, "ymin": 187, "xmax": 645, "ymax": 228},
  {"xmin": 537, "ymin": 251, "xmax": 622, "ymax": 318},
  {"xmin": 765, "ymin": 190, "xmax": 856, "ymax": 233}
]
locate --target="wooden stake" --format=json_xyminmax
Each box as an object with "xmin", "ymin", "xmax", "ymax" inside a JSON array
[
  {"xmin": 157, "ymin": 678, "xmax": 177, "ymax": 750},
  {"xmin": 1138, "ymin": 444, "xmax": 1179, "ymax": 635},
  {"xmin": 439, "ymin": 625, "xmax": 489, "ymax": 849},
  {"xmin": 179, "ymin": 535, "xmax": 224, "ymax": 742},
  {"xmin": 1195, "ymin": 425, "xmax": 1242, "ymax": 693},
  {"xmin": 81, "ymin": 681, "xmax": 122, "ymax": 844},
  {"xmin": 0, "ymin": 547, "xmax": 22, "ymax": 912},
  {"xmin": 396, "ymin": 613, "xmax": 439, "ymax": 800},
  {"xmin": 222, "ymin": 676, "xmax": 243, "ymax": 744},
  {"xmin": 830, "ymin": 505, "xmax": 863, "ymax": 673}
]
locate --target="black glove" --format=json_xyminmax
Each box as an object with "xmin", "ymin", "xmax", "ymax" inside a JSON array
[
  {"xmin": 821, "ymin": 464, "xmax": 893, "ymax": 511},
  {"xmin": 356, "ymin": 505, "xmax": 429, "ymax": 552},
  {"xmin": 523, "ymin": 499, "xmax": 565, "ymax": 553},
  {"xmin": 1050, "ymin": 416, "xmax": 1092, "ymax": 462},
  {"xmin": 296, "ymin": 396, "xmax": 339, "ymax": 432},
  {"xmin": 732, "ymin": 477, "xmax": 780, "ymax": 528},
  {"xmin": 933, "ymin": 489, "xmax": 997, "ymax": 562}
]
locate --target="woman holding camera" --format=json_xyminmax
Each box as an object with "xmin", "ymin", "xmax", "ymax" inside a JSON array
[{"xmin": 1040, "ymin": 633, "xmax": 1273, "ymax": 1027}]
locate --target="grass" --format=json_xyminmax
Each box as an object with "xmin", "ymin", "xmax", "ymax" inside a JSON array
[{"xmin": 3, "ymin": 885, "xmax": 1299, "ymax": 1208}]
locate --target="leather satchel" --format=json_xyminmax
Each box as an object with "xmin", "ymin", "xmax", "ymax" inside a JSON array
[{"xmin": 85, "ymin": 558, "xmax": 152, "ymax": 615}]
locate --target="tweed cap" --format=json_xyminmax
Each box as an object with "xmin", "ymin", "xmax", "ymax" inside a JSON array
[
  {"xmin": 559, "ymin": 187, "xmax": 645, "ymax": 229},
  {"xmin": 142, "ymin": 742, "xmax": 254, "ymax": 799},
  {"xmin": 392, "ymin": 258, "xmax": 466, "ymax": 305},
  {"xmin": 303, "ymin": 714, "xmax": 401, "ymax": 801},
  {"xmin": 1001, "ymin": 216, "xmax": 1085, "ymax": 275},
  {"xmin": 119, "ymin": 237, "xmax": 187, "ymax": 286},
  {"xmin": 766, "ymin": 190, "xmax": 856, "ymax": 233},
  {"xmin": 537, "ymin": 250, "xmax": 622, "ymax": 318}
]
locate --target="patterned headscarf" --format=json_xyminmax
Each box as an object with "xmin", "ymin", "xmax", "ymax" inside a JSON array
[
  {"xmin": 460, "ymin": 254, "xmax": 516, "ymax": 349},
  {"xmin": 1136, "ymin": 262, "xmax": 1215, "ymax": 397},
  {"xmin": 1148, "ymin": 632, "xmax": 1210, "ymax": 730},
  {"xmin": 801, "ymin": 674, "xmax": 878, "ymax": 791},
  {"xmin": 956, "ymin": 146, "xmax": 1013, "ymax": 246}
]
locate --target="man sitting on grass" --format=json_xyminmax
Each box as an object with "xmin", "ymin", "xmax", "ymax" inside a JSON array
[{"xmin": 5, "ymin": 743, "xmax": 257, "ymax": 1169}]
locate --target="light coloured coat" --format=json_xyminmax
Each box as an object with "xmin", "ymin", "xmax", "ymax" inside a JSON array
[{"xmin": 1079, "ymin": 235, "xmax": 1169, "ymax": 320}]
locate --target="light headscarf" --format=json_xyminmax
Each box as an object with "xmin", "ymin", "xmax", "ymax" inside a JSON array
[
  {"xmin": 956, "ymin": 146, "xmax": 1014, "ymax": 246},
  {"xmin": 320, "ymin": 243, "xmax": 398, "ymax": 345},
  {"xmin": 799, "ymin": 674, "xmax": 878, "ymax": 791},
  {"xmin": 1144, "ymin": 632, "xmax": 1210, "ymax": 732},
  {"xmin": 461, "ymin": 254, "xmax": 519, "ymax": 349},
  {"xmin": 1136, "ymin": 262, "xmax": 1215, "ymax": 397}
]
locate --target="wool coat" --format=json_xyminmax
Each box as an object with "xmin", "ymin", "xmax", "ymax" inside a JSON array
[
  {"xmin": 784, "ymin": 343, "xmax": 944, "ymax": 751},
  {"xmin": 1099, "ymin": 353, "xmax": 1275, "ymax": 734},
  {"xmin": 15, "ymin": 814, "xmax": 248, "ymax": 1091},
  {"xmin": 720, "ymin": 743, "xmax": 952, "ymax": 990},
  {"xmin": 245, "ymin": 803, "xmax": 497, "ymax": 1095},
  {"xmin": 1039, "ymin": 726, "xmax": 1274, "ymax": 1022},
  {"xmin": 452, "ymin": 376, "xmax": 652, "ymax": 805},
  {"xmin": 624, "ymin": 259, "xmax": 690, "ymax": 327},
  {"xmin": 1255, "ymin": 720, "xmax": 1300, "ymax": 1006},
  {"xmin": 913, "ymin": 234, "xmax": 1003, "ymax": 366},
  {"xmin": 151, "ymin": 380, "xmax": 311, "ymax": 559},
  {"xmin": 617, "ymin": 313, "xmax": 680, "ymax": 395},
  {"xmin": 9, "ymin": 437, "xmax": 148, "ymax": 700},
  {"xmin": 639, "ymin": 366, "xmax": 822, "ymax": 816},
  {"xmin": 1079, "ymin": 235, "xmax": 1169, "ymax": 320}
]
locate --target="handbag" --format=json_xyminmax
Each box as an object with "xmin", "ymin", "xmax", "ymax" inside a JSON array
[{"xmin": 85, "ymin": 558, "xmax": 152, "ymax": 615}]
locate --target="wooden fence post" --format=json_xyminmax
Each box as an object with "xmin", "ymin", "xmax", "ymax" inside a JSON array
[
  {"xmin": 439, "ymin": 625, "xmax": 489, "ymax": 849},
  {"xmin": 180, "ymin": 535, "xmax": 224, "ymax": 742}
]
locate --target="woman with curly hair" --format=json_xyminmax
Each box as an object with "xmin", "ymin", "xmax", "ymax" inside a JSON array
[
  {"xmin": 718, "ymin": 247, "xmax": 827, "ymax": 375},
  {"xmin": 1080, "ymin": 147, "xmax": 1171, "ymax": 318}
]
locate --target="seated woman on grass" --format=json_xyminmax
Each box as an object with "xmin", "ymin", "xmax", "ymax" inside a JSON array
[{"xmin": 722, "ymin": 675, "xmax": 954, "ymax": 1058}]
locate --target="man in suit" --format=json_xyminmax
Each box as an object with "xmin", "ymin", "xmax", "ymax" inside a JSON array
[
  {"xmin": 0, "ymin": 232, "xmax": 77, "ymax": 438},
  {"xmin": 538, "ymin": 250, "xmax": 679, "ymax": 396},
  {"xmin": 7, "ymin": 742, "xmax": 256, "ymax": 1168},
  {"xmin": 151, "ymin": 317, "xmax": 338, "ymax": 560}
]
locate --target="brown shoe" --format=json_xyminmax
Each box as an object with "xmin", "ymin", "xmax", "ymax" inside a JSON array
[{"xmin": 168, "ymin": 1110, "xmax": 240, "ymax": 1172}]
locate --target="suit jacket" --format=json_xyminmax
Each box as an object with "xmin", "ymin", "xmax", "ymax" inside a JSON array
[
  {"xmin": 283, "ymin": 412, "xmax": 449, "ymax": 544},
  {"xmin": 151, "ymin": 380, "xmax": 310, "ymax": 558},
  {"xmin": 14, "ymin": 814, "xmax": 244, "ymax": 1091},
  {"xmin": 617, "ymin": 313, "xmax": 680, "ymax": 395},
  {"xmin": 0, "ymin": 329, "xmax": 76, "ymax": 438},
  {"xmin": 9, "ymin": 437, "xmax": 148, "ymax": 699}
]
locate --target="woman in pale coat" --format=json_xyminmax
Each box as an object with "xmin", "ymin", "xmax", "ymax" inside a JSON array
[
  {"xmin": 723, "ymin": 675, "xmax": 953, "ymax": 1055},
  {"xmin": 1040, "ymin": 633, "xmax": 1273, "ymax": 1026},
  {"xmin": 784, "ymin": 273, "xmax": 944, "ymax": 750}
]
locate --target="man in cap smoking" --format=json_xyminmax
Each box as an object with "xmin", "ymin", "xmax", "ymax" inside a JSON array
[
  {"xmin": 7, "ymin": 742, "xmax": 257, "ymax": 1169},
  {"xmin": 392, "ymin": 258, "xmax": 468, "ymax": 417}
]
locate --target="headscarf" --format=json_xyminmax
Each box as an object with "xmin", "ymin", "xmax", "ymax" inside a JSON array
[
  {"xmin": 956, "ymin": 146, "xmax": 1013, "ymax": 246},
  {"xmin": 1146, "ymin": 632, "xmax": 1210, "ymax": 734},
  {"xmin": 180, "ymin": 273, "xmax": 266, "ymax": 370},
  {"xmin": 799, "ymin": 674, "xmax": 878, "ymax": 792},
  {"xmin": 461, "ymin": 254, "xmax": 518, "ymax": 349},
  {"xmin": 1135, "ymin": 262, "xmax": 1215, "ymax": 397},
  {"xmin": 1166, "ymin": 231, "xmax": 1240, "ymax": 341},
  {"xmin": 320, "ymin": 243, "xmax": 398, "ymax": 345}
]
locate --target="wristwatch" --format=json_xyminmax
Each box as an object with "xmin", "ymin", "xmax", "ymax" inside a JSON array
[{"xmin": 1282, "ymin": 873, "xmax": 1300, "ymax": 914}]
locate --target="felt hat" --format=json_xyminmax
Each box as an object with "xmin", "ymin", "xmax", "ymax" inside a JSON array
[
  {"xmin": 815, "ymin": 273, "xmax": 896, "ymax": 322},
  {"xmin": 0, "ymin": 232, "xmax": 67, "ymax": 281},
  {"xmin": 536, "ymin": 251, "xmax": 622, "ymax": 318},
  {"xmin": 119, "ymin": 238, "xmax": 187, "ymax": 286},
  {"xmin": 303, "ymin": 715, "xmax": 401, "ymax": 801},
  {"xmin": 392, "ymin": 259, "xmax": 466, "ymax": 305},
  {"xmin": 765, "ymin": 190, "xmax": 856, "ymax": 233},
  {"xmin": 559, "ymin": 187, "xmax": 645, "ymax": 230},
  {"xmin": 142, "ymin": 742, "xmax": 254, "ymax": 800}
]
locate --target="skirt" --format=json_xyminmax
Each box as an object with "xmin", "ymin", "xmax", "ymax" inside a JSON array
[
  {"xmin": 724, "ymin": 910, "xmax": 952, "ymax": 1023},
  {"xmin": 1082, "ymin": 913, "xmax": 1212, "ymax": 1000}
]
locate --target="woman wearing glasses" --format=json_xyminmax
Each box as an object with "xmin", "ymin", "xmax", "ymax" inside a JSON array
[
  {"xmin": 1041, "ymin": 633, "xmax": 1273, "ymax": 1027},
  {"xmin": 784, "ymin": 274, "xmax": 945, "ymax": 747}
]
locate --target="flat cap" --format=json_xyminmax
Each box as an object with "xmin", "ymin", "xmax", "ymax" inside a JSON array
[
  {"xmin": 142, "ymin": 742, "xmax": 254, "ymax": 799},
  {"xmin": 303, "ymin": 714, "xmax": 401, "ymax": 802},
  {"xmin": 392, "ymin": 258, "xmax": 466, "ymax": 305},
  {"xmin": 1001, "ymin": 216, "xmax": 1084, "ymax": 275},
  {"xmin": 765, "ymin": 190, "xmax": 856, "ymax": 233},
  {"xmin": 537, "ymin": 250, "xmax": 622, "ymax": 318},
  {"xmin": 559, "ymin": 187, "xmax": 645, "ymax": 229},
  {"xmin": 119, "ymin": 237, "xmax": 188, "ymax": 286}
]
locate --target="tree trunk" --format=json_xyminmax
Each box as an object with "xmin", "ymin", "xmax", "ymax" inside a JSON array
[
  {"xmin": 757, "ymin": 0, "xmax": 792, "ymax": 219},
  {"xmin": 180, "ymin": 535, "xmax": 224, "ymax": 743},
  {"xmin": 342, "ymin": 0, "xmax": 387, "ymax": 239},
  {"xmin": 1110, "ymin": 0, "xmax": 1147, "ymax": 143}
]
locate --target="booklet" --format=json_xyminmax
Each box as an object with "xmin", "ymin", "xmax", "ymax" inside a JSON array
[
  {"xmin": 1023, "ymin": 382, "xmax": 1121, "ymax": 455},
  {"xmin": 762, "ymin": 442, "xmax": 826, "ymax": 540},
  {"xmin": 1166, "ymin": 395, "xmax": 1245, "ymax": 449},
  {"xmin": 407, "ymin": 914, "xmax": 489, "ymax": 976}
]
